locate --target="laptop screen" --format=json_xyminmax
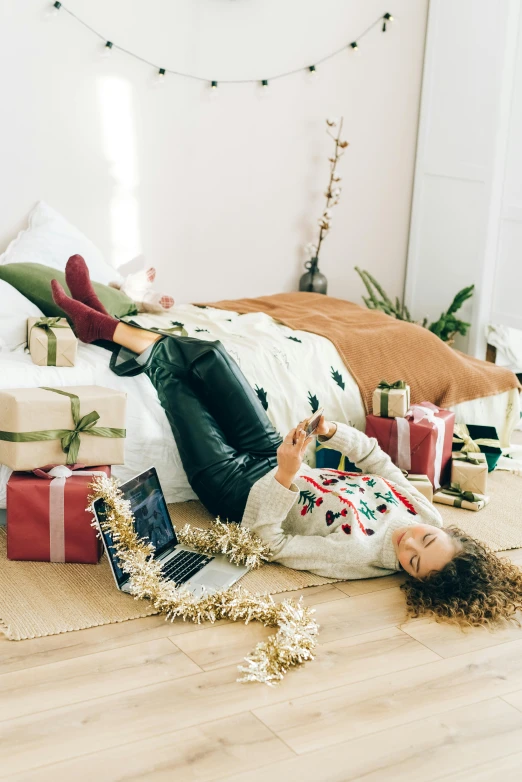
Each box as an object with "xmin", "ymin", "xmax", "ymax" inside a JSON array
[{"xmin": 94, "ymin": 467, "xmax": 177, "ymax": 587}]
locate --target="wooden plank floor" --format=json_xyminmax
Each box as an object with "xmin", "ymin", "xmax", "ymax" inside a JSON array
[{"xmin": 1, "ymin": 549, "xmax": 521, "ymax": 781}]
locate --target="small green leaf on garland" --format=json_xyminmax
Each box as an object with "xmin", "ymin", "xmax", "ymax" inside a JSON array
[
  {"xmin": 255, "ymin": 385, "xmax": 269, "ymax": 410},
  {"xmin": 170, "ymin": 321, "xmax": 185, "ymax": 328},
  {"xmin": 195, "ymin": 327, "xmax": 210, "ymax": 333},
  {"xmin": 287, "ymin": 336, "xmax": 302, "ymax": 343},
  {"xmin": 331, "ymin": 367, "xmax": 345, "ymax": 390},
  {"xmin": 308, "ymin": 392, "xmax": 320, "ymax": 413},
  {"xmin": 193, "ymin": 304, "xmax": 208, "ymax": 309}
]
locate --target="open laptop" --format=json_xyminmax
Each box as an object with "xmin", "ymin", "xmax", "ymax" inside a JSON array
[{"xmin": 92, "ymin": 467, "xmax": 249, "ymax": 596}]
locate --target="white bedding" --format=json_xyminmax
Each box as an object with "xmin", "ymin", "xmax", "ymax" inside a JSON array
[{"xmin": 0, "ymin": 304, "xmax": 519, "ymax": 509}]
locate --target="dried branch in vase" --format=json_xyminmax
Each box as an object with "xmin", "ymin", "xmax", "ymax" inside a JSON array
[{"xmin": 299, "ymin": 117, "xmax": 350, "ymax": 295}]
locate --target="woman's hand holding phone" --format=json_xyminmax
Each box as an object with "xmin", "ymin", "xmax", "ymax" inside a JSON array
[
  {"xmin": 275, "ymin": 427, "xmax": 314, "ymax": 489},
  {"xmin": 275, "ymin": 415, "xmax": 336, "ymax": 489}
]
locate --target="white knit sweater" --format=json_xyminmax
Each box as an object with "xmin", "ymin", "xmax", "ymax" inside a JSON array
[{"xmin": 241, "ymin": 423, "xmax": 443, "ymax": 580}]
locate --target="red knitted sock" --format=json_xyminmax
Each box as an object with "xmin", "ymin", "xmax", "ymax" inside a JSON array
[
  {"xmin": 65, "ymin": 254, "xmax": 109, "ymax": 314},
  {"xmin": 51, "ymin": 280, "xmax": 118, "ymax": 343}
]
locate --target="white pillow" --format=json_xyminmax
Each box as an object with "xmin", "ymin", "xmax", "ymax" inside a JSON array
[
  {"xmin": 0, "ymin": 280, "xmax": 44, "ymax": 350},
  {"xmin": 0, "ymin": 201, "xmax": 122, "ymax": 286}
]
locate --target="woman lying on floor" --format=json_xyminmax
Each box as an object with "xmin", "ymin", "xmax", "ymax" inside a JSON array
[{"xmin": 53, "ymin": 255, "xmax": 522, "ymax": 628}]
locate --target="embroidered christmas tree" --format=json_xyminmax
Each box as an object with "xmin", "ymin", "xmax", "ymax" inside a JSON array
[
  {"xmin": 255, "ymin": 385, "xmax": 269, "ymax": 410},
  {"xmin": 331, "ymin": 367, "xmax": 345, "ymax": 390},
  {"xmin": 375, "ymin": 490, "xmax": 399, "ymax": 506},
  {"xmin": 359, "ymin": 500, "xmax": 377, "ymax": 521},
  {"xmin": 298, "ymin": 489, "xmax": 320, "ymax": 515},
  {"xmin": 308, "ymin": 392, "xmax": 320, "ymax": 413}
]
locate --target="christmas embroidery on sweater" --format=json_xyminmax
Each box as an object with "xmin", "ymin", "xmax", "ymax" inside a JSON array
[{"xmin": 299, "ymin": 469, "xmax": 417, "ymax": 536}]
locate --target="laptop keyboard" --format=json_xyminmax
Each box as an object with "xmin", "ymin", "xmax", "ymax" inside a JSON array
[{"xmin": 161, "ymin": 550, "xmax": 214, "ymax": 585}]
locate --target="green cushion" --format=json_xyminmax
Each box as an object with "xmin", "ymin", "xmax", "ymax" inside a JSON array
[{"xmin": 0, "ymin": 262, "xmax": 137, "ymax": 319}]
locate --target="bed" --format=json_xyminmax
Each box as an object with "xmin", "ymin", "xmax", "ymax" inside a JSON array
[{"xmin": 1, "ymin": 303, "xmax": 519, "ymax": 510}]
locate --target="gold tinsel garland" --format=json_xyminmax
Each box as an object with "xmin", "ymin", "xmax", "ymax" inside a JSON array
[{"xmin": 88, "ymin": 476, "xmax": 319, "ymax": 685}]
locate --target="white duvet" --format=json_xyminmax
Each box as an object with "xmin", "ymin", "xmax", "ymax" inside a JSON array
[{"xmin": 1, "ymin": 304, "xmax": 519, "ymax": 508}]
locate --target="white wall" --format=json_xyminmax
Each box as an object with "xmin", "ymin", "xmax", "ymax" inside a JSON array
[
  {"xmin": 405, "ymin": 0, "xmax": 522, "ymax": 358},
  {"xmin": 0, "ymin": 0, "xmax": 428, "ymax": 304}
]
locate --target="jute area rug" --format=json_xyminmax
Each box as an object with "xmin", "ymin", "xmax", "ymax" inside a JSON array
[
  {"xmin": 0, "ymin": 471, "xmax": 520, "ymax": 641},
  {"xmin": 0, "ymin": 502, "xmax": 334, "ymax": 642}
]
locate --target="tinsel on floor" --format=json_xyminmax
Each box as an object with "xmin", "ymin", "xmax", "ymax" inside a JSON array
[{"xmin": 88, "ymin": 476, "xmax": 319, "ymax": 685}]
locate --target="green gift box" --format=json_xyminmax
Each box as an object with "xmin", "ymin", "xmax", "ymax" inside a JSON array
[{"xmin": 453, "ymin": 424, "xmax": 502, "ymax": 472}]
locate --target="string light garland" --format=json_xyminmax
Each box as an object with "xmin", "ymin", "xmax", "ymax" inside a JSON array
[
  {"xmin": 88, "ymin": 476, "xmax": 319, "ymax": 685},
  {"xmin": 46, "ymin": 3, "xmax": 395, "ymax": 90}
]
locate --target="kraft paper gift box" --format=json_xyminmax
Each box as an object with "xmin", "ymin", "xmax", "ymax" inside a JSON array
[
  {"xmin": 406, "ymin": 473, "xmax": 433, "ymax": 502},
  {"xmin": 0, "ymin": 385, "xmax": 126, "ymax": 471},
  {"xmin": 450, "ymin": 451, "xmax": 488, "ymax": 494},
  {"xmin": 452, "ymin": 424, "xmax": 502, "ymax": 472},
  {"xmin": 372, "ymin": 380, "xmax": 411, "ymax": 418},
  {"xmin": 27, "ymin": 317, "xmax": 78, "ymax": 367},
  {"xmin": 433, "ymin": 487, "xmax": 490, "ymax": 512},
  {"xmin": 365, "ymin": 402, "xmax": 455, "ymax": 489},
  {"xmin": 7, "ymin": 465, "xmax": 110, "ymax": 562}
]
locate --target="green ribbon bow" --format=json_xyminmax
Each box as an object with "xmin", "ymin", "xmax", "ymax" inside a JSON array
[
  {"xmin": 452, "ymin": 452, "xmax": 485, "ymax": 466},
  {"xmin": 376, "ymin": 379, "xmax": 408, "ymax": 417},
  {"xmin": 30, "ymin": 318, "xmax": 70, "ymax": 366},
  {"xmin": 0, "ymin": 387, "xmax": 125, "ymax": 464},
  {"xmin": 441, "ymin": 485, "xmax": 481, "ymax": 507},
  {"xmin": 452, "ymin": 424, "xmax": 500, "ymax": 454}
]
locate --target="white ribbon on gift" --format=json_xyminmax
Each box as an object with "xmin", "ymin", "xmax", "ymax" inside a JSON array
[
  {"xmin": 34, "ymin": 465, "xmax": 107, "ymax": 562},
  {"xmin": 394, "ymin": 404, "xmax": 446, "ymax": 489}
]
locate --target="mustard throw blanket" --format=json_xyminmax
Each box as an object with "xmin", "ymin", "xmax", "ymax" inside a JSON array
[{"xmin": 199, "ymin": 292, "xmax": 520, "ymax": 413}]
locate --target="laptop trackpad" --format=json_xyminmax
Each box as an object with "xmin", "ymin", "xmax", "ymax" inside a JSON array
[{"xmin": 197, "ymin": 568, "xmax": 232, "ymax": 588}]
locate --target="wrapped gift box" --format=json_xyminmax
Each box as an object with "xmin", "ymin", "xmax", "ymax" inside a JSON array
[
  {"xmin": 433, "ymin": 487, "xmax": 490, "ymax": 512},
  {"xmin": 453, "ymin": 424, "xmax": 502, "ymax": 472},
  {"xmin": 7, "ymin": 465, "xmax": 110, "ymax": 562},
  {"xmin": 450, "ymin": 451, "xmax": 488, "ymax": 494},
  {"xmin": 372, "ymin": 380, "xmax": 410, "ymax": 418},
  {"xmin": 27, "ymin": 317, "xmax": 77, "ymax": 367},
  {"xmin": 0, "ymin": 385, "xmax": 126, "ymax": 471},
  {"xmin": 366, "ymin": 402, "xmax": 455, "ymax": 489},
  {"xmin": 406, "ymin": 473, "xmax": 433, "ymax": 502}
]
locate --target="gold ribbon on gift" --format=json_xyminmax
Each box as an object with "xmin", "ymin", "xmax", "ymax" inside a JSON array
[
  {"xmin": 440, "ymin": 484, "xmax": 481, "ymax": 507},
  {"xmin": 30, "ymin": 318, "xmax": 70, "ymax": 367},
  {"xmin": 376, "ymin": 379, "xmax": 407, "ymax": 417},
  {"xmin": 453, "ymin": 424, "xmax": 500, "ymax": 454},
  {"xmin": 0, "ymin": 387, "xmax": 125, "ymax": 464}
]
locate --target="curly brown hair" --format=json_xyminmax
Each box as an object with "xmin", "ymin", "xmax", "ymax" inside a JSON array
[{"xmin": 401, "ymin": 527, "xmax": 522, "ymax": 627}]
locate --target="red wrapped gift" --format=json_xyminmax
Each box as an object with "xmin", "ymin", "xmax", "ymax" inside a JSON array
[
  {"xmin": 7, "ymin": 464, "xmax": 110, "ymax": 563},
  {"xmin": 365, "ymin": 402, "xmax": 455, "ymax": 489}
]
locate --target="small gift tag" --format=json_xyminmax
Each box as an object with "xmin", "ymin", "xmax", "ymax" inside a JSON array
[{"xmin": 372, "ymin": 380, "xmax": 410, "ymax": 418}]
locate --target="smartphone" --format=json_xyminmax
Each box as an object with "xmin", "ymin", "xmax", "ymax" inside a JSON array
[{"xmin": 302, "ymin": 407, "xmax": 324, "ymax": 437}]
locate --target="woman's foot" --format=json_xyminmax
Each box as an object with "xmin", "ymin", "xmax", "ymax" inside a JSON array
[
  {"xmin": 65, "ymin": 254, "xmax": 109, "ymax": 313},
  {"xmin": 51, "ymin": 280, "xmax": 118, "ymax": 343}
]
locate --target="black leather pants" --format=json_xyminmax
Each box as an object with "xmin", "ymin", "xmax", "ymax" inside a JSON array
[{"xmin": 138, "ymin": 336, "xmax": 282, "ymax": 522}]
